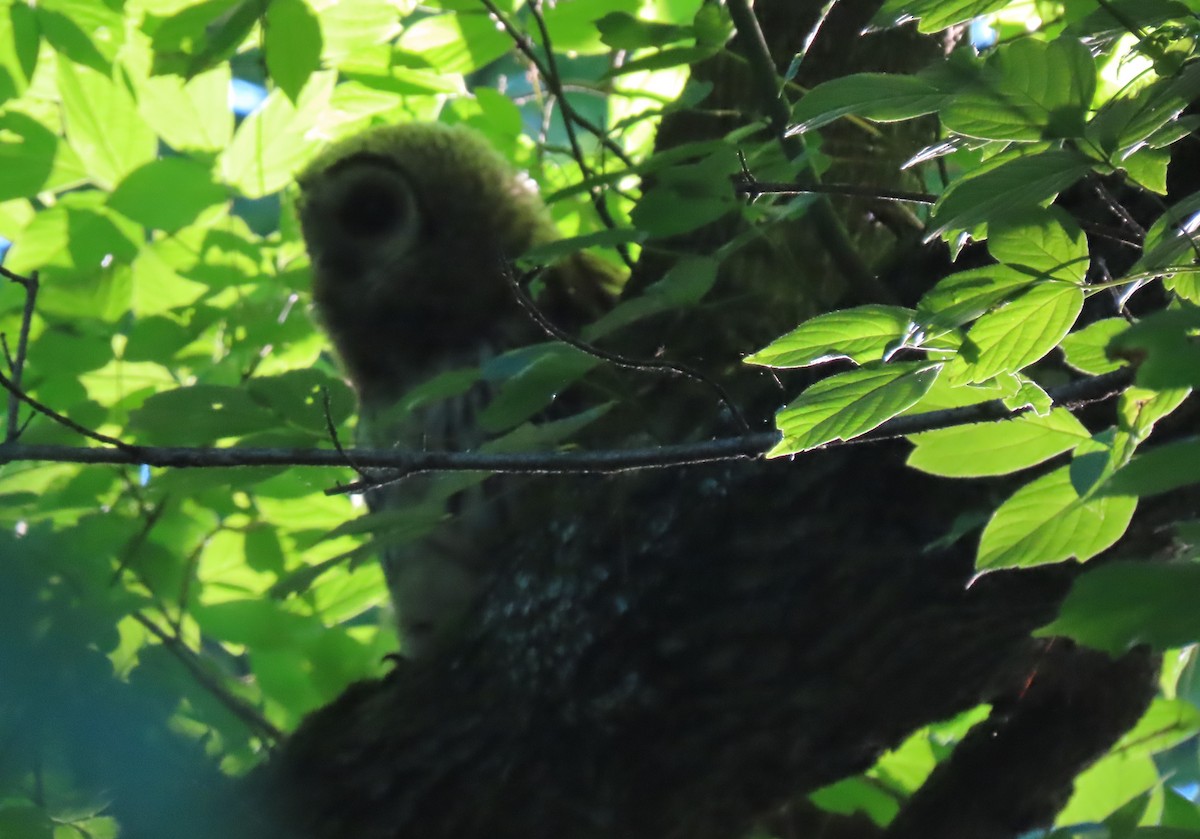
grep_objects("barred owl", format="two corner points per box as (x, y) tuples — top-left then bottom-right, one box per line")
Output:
(296, 122), (617, 659)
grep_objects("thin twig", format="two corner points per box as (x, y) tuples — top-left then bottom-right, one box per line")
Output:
(479, 0), (635, 169)
(0, 365), (134, 450)
(524, 0), (635, 269)
(322, 386), (367, 480)
(1087, 174), (1146, 237)
(505, 263), (752, 433)
(133, 611), (283, 745)
(110, 500), (169, 585)
(723, 0), (890, 302)
(735, 161), (937, 204)
(3, 269), (37, 442)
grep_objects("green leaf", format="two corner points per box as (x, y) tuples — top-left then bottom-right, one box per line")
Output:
(1109, 306), (1200, 390)
(916, 264), (1040, 332)
(135, 65), (234, 154)
(1086, 61), (1200, 157)
(0, 110), (57, 201)
(520, 227), (645, 266)
(396, 11), (510, 74)
(246, 369), (355, 435)
(1038, 562), (1200, 654)
(57, 56), (156, 189)
(1060, 318), (1130, 375)
(265, 0), (323, 102)
(1130, 190), (1200, 277)
(939, 38), (1095, 141)
(0, 2), (39, 101)
(929, 149), (1094, 239)
(787, 73), (946, 135)
(769, 362), (942, 456)
(949, 282), (1084, 383)
(629, 151), (740, 237)
(987, 205), (1089, 282)
(595, 11), (689, 50)
(605, 45), (719, 78)
(907, 409), (1089, 477)
(1098, 439), (1200, 498)
(1058, 699), (1200, 825)
(976, 465), (1137, 571)
(316, 0), (404, 66)
(128, 385), (281, 444)
(37, 0), (122, 74)
(479, 344), (599, 434)
(109, 157), (227, 232)
(585, 256), (718, 339)
(0, 804), (55, 839)
(1119, 385), (1191, 440)
(5, 199), (140, 286)
(186, 0), (266, 77)
(747, 305), (916, 368)
(194, 599), (318, 648)
(1000, 374), (1052, 415)
(870, 0), (1011, 33)
(219, 71), (333, 198)
(540, 0), (639, 53)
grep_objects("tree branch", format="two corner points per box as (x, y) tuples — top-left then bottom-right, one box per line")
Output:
(133, 612), (283, 745)
(0, 368), (1134, 486)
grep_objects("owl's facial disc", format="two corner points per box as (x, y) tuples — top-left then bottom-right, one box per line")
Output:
(324, 155), (418, 241)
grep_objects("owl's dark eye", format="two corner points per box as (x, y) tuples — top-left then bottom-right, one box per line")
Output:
(336, 177), (406, 238)
(315, 153), (418, 241)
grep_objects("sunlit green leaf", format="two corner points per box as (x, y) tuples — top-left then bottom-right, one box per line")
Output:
(747, 305), (916, 368)
(916, 264), (1038, 332)
(396, 11), (510, 74)
(987, 205), (1089, 282)
(949, 282), (1084, 383)
(219, 71), (334, 198)
(1129, 190), (1200, 277)
(109, 157), (228, 232)
(57, 56), (157, 189)
(0, 110), (58, 201)
(907, 409), (1089, 477)
(0, 2), (38, 101)
(939, 38), (1095, 141)
(595, 11), (688, 50)
(870, 0), (1011, 33)
(541, 0), (640, 53)
(135, 66), (234, 154)
(316, 0), (402, 66)
(265, 0), (323, 102)
(1087, 61), (1200, 157)
(770, 362), (942, 455)
(977, 465), (1137, 571)
(788, 73), (946, 135)
(930, 149), (1094, 239)
(1098, 439), (1200, 498)
(1110, 306), (1200, 389)
(37, 0), (124, 73)
(1060, 318), (1130, 375)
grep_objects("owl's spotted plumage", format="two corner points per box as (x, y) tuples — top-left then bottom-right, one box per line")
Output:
(296, 122), (617, 658)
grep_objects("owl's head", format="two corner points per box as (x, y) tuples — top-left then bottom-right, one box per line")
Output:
(296, 123), (558, 397)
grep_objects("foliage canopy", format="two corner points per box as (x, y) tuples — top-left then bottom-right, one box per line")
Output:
(2, 0), (1200, 836)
